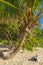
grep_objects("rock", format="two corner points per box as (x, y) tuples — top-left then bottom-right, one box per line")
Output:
(0, 52), (3, 58)
(28, 56), (37, 62)
(35, 54), (42, 62)
(28, 54), (43, 63)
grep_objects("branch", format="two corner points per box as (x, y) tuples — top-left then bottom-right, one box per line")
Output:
(25, 26), (32, 34)
(31, 13), (43, 26)
(36, 13), (43, 20)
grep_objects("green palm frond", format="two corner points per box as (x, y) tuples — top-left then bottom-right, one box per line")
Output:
(0, 0), (42, 17)
(0, 0), (21, 11)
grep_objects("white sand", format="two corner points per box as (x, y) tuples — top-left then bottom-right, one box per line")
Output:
(0, 47), (43, 65)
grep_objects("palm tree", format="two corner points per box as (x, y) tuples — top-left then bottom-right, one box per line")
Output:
(0, 0), (43, 59)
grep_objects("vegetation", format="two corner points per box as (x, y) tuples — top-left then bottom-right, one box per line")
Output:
(0, 0), (43, 59)
(23, 28), (43, 50)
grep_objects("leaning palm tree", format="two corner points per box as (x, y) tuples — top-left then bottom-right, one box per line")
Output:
(0, 0), (43, 60)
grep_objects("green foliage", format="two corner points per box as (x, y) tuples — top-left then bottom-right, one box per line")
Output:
(23, 42), (33, 51)
(0, 40), (9, 44)
(0, 0), (22, 18)
(0, 0), (42, 18)
(0, 19), (19, 45)
(23, 28), (43, 50)
(0, 0), (43, 50)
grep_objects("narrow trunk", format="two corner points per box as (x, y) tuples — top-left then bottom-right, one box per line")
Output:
(3, 21), (27, 60)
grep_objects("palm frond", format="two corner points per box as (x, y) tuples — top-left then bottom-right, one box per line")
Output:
(0, 0), (21, 11)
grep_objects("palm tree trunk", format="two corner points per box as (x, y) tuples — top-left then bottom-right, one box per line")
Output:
(3, 21), (27, 60)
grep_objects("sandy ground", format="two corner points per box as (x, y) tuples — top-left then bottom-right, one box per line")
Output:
(0, 47), (43, 65)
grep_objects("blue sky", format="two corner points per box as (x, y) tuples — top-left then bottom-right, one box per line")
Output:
(38, 16), (43, 29)
(38, 4), (43, 29)
(37, 3), (43, 23)
(39, 16), (43, 24)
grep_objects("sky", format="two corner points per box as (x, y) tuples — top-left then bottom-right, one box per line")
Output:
(34, 3), (43, 27)
(38, 4), (43, 29)
(39, 16), (43, 24)
(39, 16), (43, 29)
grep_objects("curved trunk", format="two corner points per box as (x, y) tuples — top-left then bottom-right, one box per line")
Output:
(3, 22), (27, 60)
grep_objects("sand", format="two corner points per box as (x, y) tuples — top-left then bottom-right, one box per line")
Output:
(0, 47), (43, 65)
